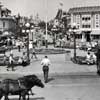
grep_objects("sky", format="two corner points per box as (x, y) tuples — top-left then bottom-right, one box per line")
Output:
(1, 0), (100, 20)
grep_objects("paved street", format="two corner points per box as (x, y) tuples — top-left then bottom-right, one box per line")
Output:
(1, 0), (100, 100)
(32, 74), (100, 100)
(0, 47), (99, 100)
(2, 74), (100, 100)
(0, 47), (97, 75)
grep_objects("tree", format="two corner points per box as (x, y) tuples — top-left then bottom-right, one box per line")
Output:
(38, 21), (46, 29)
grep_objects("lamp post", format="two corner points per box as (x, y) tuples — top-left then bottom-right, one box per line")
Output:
(45, 16), (48, 48)
(31, 25), (34, 41)
(25, 22), (30, 62)
(69, 23), (77, 61)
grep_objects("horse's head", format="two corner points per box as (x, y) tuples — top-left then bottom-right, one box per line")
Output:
(24, 74), (44, 88)
(33, 78), (44, 88)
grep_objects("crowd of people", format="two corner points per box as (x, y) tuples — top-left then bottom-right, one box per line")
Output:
(86, 51), (96, 65)
(4, 39), (51, 83)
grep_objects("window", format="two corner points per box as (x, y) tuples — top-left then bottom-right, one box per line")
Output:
(96, 14), (99, 19)
(96, 25), (99, 28)
(85, 18), (88, 20)
(88, 25), (91, 28)
(96, 22), (99, 24)
(88, 17), (90, 20)
(3, 22), (5, 28)
(82, 25), (91, 28)
(82, 17), (84, 20)
(82, 25), (84, 28)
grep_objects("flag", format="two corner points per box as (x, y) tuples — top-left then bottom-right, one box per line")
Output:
(59, 2), (63, 6)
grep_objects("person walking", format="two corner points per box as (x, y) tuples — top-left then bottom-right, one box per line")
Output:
(22, 52), (28, 66)
(41, 56), (51, 83)
(29, 41), (33, 58)
(16, 40), (21, 52)
(31, 46), (38, 59)
(29, 42), (38, 59)
(7, 53), (15, 71)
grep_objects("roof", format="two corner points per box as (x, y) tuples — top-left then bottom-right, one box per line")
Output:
(68, 6), (100, 14)
(1, 7), (11, 13)
(55, 9), (62, 20)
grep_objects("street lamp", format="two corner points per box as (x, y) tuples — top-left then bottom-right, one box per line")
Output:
(69, 23), (77, 61)
(31, 25), (34, 42)
(25, 22), (30, 63)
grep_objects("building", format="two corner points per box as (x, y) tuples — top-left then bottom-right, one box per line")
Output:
(0, 3), (16, 34)
(68, 6), (100, 42)
(0, 16), (16, 33)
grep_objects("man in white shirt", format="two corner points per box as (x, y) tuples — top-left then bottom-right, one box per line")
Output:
(29, 41), (38, 59)
(7, 54), (15, 71)
(41, 56), (51, 83)
(86, 51), (94, 65)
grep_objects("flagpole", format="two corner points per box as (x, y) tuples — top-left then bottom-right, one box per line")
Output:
(45, 0), (48, 48)
(45, 15), (48, 48)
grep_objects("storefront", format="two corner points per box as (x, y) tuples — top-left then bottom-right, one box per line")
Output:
(91, 30), (100, 40)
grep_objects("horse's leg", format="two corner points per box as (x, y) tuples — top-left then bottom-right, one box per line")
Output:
(19, 94), (21, 100)
(22, 95), (26, 100)
(7, 95), (9, 100)
(4, 95), (9, 100)
(97, 62), (100, 75)
(21, 92), (26, 100)
(0, 90), (3, 100)
(30, 89), (34, 95)
(4, 95), (7, 100)
(27, 93), (29, 100)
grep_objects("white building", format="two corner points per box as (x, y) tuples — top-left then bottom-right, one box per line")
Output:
(0, 3), (16, 34)
(68, 6), (100, 41)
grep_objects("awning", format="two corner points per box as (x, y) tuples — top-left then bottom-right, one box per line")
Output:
(91, 30), (100, 35)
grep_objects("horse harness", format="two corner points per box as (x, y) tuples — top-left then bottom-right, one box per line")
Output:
(2, 79), (23, 90)
(18, 79), (21, 88)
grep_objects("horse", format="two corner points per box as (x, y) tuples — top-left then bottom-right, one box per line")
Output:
(0, 74), (44, 100)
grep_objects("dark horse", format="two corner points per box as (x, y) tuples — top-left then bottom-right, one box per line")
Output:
(0, 74), (44, 100)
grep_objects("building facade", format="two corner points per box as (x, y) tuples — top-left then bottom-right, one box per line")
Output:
(68, 6), (100, 41)
(0, 17), (16, 33)
(0, 3), (16, 34)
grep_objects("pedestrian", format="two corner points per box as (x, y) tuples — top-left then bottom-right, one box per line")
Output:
(31, 46), (38, 59)
(7, 38), (10, 46)
(95, 46), (100, 75)
(91, 53), (96, 64)
(22, 52), (28, 66)
(10, 48), (13, 55)
(3, 54), (7, 65)
(16, 40), (21, 52)
(86, 51), (91, 65)
(18, 57), (22, 65)
(7, 53), (15, 71)
(86, 51), (94, 65)
(41, 56), (51, 83)
(29, 41), (33, 52)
